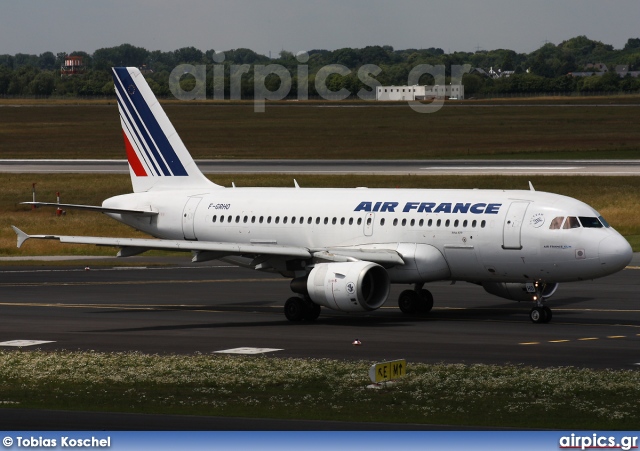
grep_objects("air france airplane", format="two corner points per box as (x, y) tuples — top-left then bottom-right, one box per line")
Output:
(12, 67), (633, 324)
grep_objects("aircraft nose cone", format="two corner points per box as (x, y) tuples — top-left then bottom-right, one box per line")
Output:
(599, 234), (633, 273)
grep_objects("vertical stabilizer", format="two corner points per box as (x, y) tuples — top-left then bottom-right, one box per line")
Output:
(112, 67), (220, 192)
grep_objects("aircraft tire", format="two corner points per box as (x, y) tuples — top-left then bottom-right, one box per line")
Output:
(529, 306), (548, 324)
(303, 300), (321, 321)
(542, 306), (552, 323)
(284, 297), (306, 322)
(419, 289), (434, 313)
(398, 290), (420, 315)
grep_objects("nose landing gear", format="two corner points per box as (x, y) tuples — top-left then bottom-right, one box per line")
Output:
(528, 281), (552, 324)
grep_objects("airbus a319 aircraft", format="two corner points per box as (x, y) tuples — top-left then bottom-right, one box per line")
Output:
(13, 67), (633, 324)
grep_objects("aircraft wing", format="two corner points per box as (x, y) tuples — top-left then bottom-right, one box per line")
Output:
(11, 226), (405, 266)
(20, 202), (158, 217)
(312, 248), (405, 266)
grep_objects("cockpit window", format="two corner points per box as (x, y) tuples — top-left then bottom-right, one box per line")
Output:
(563, 216), (581, 229)
(549, 216), (564, 230)
(579, 216), (604, 228)
(598, 215), (610, 228)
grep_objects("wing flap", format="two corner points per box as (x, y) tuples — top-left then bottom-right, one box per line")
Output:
(314, 248), (405, 266)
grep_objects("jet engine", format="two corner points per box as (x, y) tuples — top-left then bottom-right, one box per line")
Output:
(291, 261), (390, 312)
(481, 282), (559, 302)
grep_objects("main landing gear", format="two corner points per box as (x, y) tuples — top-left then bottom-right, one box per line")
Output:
(284, 296), (321, 322)
(398, 283), (434, 315)
(529, 281), (553, 324)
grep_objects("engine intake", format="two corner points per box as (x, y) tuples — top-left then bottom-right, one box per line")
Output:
(294, 262), (390, 312)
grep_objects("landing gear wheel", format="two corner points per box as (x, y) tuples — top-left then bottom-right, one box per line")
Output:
(529, 306), (548, 324)
(542, 306), (552, 323)
(419, 289), (434, 313)
(398, 290), (420, 315)
(303, 300), (321, 321)
(284, 297), (306, 322)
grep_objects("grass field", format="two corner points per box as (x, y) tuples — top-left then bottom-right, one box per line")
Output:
(3, 173), (640, 256)
(1, 351), (639, 429)
(1, 99), (639, 160)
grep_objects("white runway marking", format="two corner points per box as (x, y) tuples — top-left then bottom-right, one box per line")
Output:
(214, 347), (283, 355)
(0, 340), (55, 347)
(422, 166), (583, 170)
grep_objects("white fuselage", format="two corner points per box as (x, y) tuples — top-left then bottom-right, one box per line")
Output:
(104, 187), (632, 285)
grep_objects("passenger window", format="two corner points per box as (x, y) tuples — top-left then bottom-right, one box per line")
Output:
(380, 218), (385, 226)
(316, 217), (320, 224)
(549, 217), (564, 230)
(340, 218), (345, 225)
(437, 219), (441, 227)
(291, 217), (296, 224)
(332, 217), (337, 225)
(472, 220), (477, 228)
(251, 216), (256, 223)
(349, 218), (353, 225)
(463, 220), (468, 228)
(308, 217), (313, 225)
(243, 216), (248, 223)
(481, 220), (486, 228)
(419, 219), (424, 227)
(410, 219), (415, 227)
(428, 219), (433, 227)
(283, 217), (287, 224)
(393, 218), (398, 226)
(366, 218), (372, 226)
(402, 219), (407, 226)
(259, 216), (264, 224)
(267, 216), (272, 224)
(563, 216), (580, 229)
(236, 216), (240, 223)
(445, 219), (450, 227)
(227, 215), (232, 223)
(324, 218), (328, 225)
(275, 216), (280, 224)
(357, 218), (362, 225)
(579, 217), (604, 228)
(454, 219), (459, 227)
(212, 215), (217, 223)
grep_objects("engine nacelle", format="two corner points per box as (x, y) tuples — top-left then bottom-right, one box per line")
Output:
(481, 282), (559, 302)
(301, 262), (390, 312)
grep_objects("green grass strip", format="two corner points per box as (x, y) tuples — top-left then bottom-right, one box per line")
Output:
(1, 351), (639, 429)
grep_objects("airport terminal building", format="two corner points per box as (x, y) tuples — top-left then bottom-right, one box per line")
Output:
(376, 84), (464, 101)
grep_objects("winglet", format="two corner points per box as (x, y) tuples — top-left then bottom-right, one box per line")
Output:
(11, 226), (30, 248)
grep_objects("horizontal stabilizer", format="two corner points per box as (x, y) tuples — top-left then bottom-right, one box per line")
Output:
(11, 226), (312, 259)
(21, 202), (158, 216)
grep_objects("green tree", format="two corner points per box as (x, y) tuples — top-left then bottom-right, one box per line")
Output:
(28, 71), (55, 96)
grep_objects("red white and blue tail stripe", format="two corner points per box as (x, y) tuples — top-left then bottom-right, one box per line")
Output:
(112, 67), (218, 192)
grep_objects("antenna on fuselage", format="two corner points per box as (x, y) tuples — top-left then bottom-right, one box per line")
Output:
(294, 179), (300, 188)
(528, 181), (535, 191)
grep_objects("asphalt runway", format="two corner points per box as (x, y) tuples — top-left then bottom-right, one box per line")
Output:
(2, 159), (640, 176)
(1, 258), (639, 369)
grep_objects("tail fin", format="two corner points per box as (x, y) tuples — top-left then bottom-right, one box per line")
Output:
(111, 67), (220, 192)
